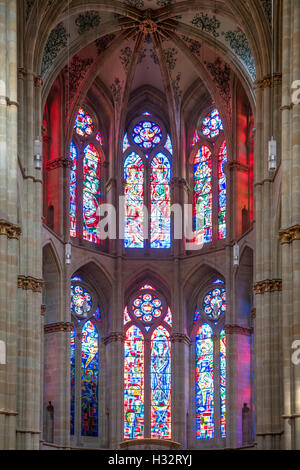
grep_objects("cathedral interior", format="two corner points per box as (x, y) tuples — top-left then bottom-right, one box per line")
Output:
(0, 0), (299, 451)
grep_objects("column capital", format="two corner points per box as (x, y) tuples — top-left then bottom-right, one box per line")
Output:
(0, 219), (22, 239)
(18, 275), (44, 293)
(103, 332), (125, 345)
(44, 322), (74, 334)
(253, 279), (282, 294)
(224, 324), (253, 336)
(279, 225), (300, 244)
(170, 333), (191, 345)
(46, 157), (72, 171)
(254, 73), (282, 89)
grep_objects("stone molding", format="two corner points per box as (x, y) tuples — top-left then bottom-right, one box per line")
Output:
(170, 333), (191, 345)
(279, 225), (300, 244)
(18, 275), (44, 293)
(46, 157), (72, 171)
(0, 408), (18, 416)
(120, 438), (181, 449)
(253, 279), (282, 294)
(225, 161), (249, 173)
(103, 332), (125, 345)
(41, 304), (46, 316)
(44, 322), (73, 334)
(0, 219), (22, 239)
(254, 73), (282, 89)
(224, 324), (253, 336)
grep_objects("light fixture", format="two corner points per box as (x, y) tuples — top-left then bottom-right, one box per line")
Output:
(65, 243), (71, 265)
(34, 137), (42, 170)
(268, 136), (277, 171)
(233, 242), (239, 267)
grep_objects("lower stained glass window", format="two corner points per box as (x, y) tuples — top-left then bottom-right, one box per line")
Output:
(70, 327), (75, 435)
(70, 142), (77, 238)
(151, 326), (171, 439)
(81, 320), (99, 436)
(150, 153), (171, 249)
(220, 329), (226, 438)
(124, 326), (145, 439)
(124, 152), (145, 248)
(196, 323), (214, 439)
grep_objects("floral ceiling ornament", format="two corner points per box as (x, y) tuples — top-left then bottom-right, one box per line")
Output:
(191, 13), (220, 38)
(64, 55), (94, 104)
(261, 0), (272, 25)
(125, 0), (145, 8)
(26, 0), (35, 20)
(75, 11), (101, 35)
(224, 29), (256, 80)
(205, 58), (231, 105)
(120, 46), (133, 71)
(95, 34), (116, 56)
(111, 78), (123, 110)
(181, 36), (202, 56)
(41, 22), (69, 76)
(163, 47), (178, 70)
(172, 72), (182, 109)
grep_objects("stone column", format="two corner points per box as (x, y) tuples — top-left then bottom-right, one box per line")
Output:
(0, 0), (20, 450)
(254, 72), (283, 449)
(280, 0), (300, 450)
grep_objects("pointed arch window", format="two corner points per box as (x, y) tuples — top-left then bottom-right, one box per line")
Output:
(193, 280), (226, 441)
(123, 114), (172, 250)
(191, 109), (228, 247)
(124, 284), (172, 440)
(69, 107), (103, 244)
(70, 276), (102, 439)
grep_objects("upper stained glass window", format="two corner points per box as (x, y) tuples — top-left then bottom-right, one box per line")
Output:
(194, 146), (212, 245)
(124, 115), (172, 250)
(124, 152), (145, 249)
(75, 108), (94, 137)
(192, 109), (227, 247)
(83, 144), (101, 244)
(70, 108), (103, 245)
(220, 329), (226, 438)
(132, 120), (162, 151)
(124, 285), (172, 440)
(201, 109), (223, 139)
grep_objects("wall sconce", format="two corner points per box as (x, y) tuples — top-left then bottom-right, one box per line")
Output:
(233, 242), (239, 267)
(65, 243), (71, 265)
(34, 137), (42, 170)
(268, 137), (277, 172)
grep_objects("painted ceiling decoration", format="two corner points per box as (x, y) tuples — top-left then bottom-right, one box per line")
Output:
(40, 4), (258, 84)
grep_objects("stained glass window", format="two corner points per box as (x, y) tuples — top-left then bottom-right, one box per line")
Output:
(94, 306), (101, 321)
(70, 327), (75, 435)
(164, 134), (173, 155)
(124, 286), (172, 440)
(71, 283), (92, 317)
(203, 288), (226, 320)
(150, 153), (171, 249)
(124, 152), (145, 248)
(96, 131), (103, 145)
(220, 329), (226, 438)
(70, 142), (77, 238)
(151, 326), (171, 439)
(196, 323), (214, 439)
(212, 279), (225, 285)
(218, 141), (227, 240)
(194, 146), (212, 245)
(124, 326), (145, 439)
(192, 129), (200, 147)
(74, 108), (94, 137)
(132, 121), (162, 151)
(83, 144), (101, 244)
(123, 133), (130, 153)
(201, 109), (223, 139)
(81, 320), (99, 436)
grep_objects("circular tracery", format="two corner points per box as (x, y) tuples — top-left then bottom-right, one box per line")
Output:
(132, 292), (163, 323)
(71, 283), (92, 317)
(202, 288), (226, 319)
(132, 120), (163, 151)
